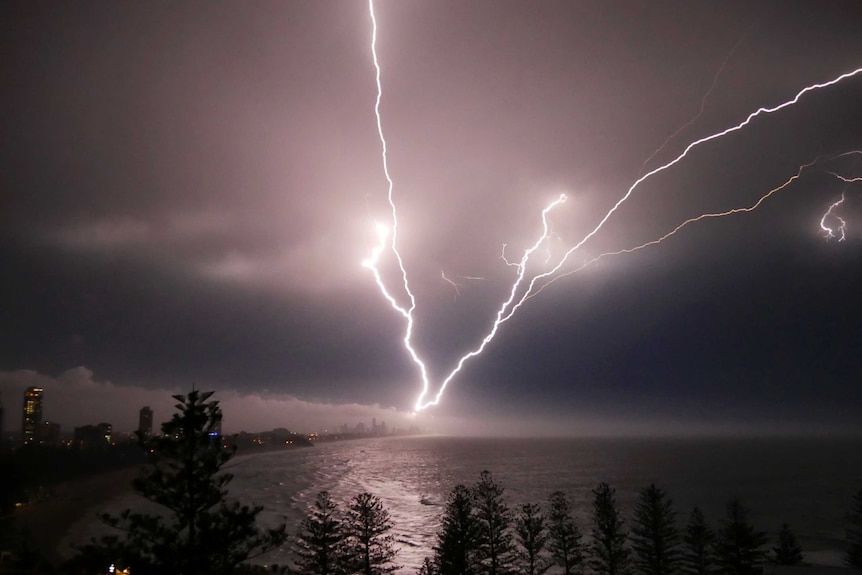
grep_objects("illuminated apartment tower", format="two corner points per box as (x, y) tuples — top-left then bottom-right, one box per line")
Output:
(138, 406), (153, 438)
(22, 386), (44, 445)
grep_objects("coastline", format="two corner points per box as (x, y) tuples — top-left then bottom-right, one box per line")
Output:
(11, 465), (141, 566)
(10, 442), (311, 566)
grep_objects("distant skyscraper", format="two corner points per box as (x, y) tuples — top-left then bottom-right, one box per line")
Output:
(138, 406), (154, 438)
(38, 421), (61, 445)
(97, 422), (112, 443)
(22, 386), (44, 445)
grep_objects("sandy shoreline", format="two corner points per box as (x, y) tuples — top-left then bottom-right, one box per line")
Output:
(9, 444), (310, 566)
(11, 466), (140, 566)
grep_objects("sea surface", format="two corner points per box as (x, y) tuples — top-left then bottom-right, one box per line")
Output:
(64, 435), (862, 571)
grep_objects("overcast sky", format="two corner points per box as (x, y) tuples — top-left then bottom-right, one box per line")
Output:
(2, 1), (861, 435)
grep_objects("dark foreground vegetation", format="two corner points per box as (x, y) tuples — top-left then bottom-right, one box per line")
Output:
(1, 390), (860, 575)
(293, 474), (862, 575)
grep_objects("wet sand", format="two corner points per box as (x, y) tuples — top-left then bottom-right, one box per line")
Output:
(11, 466), (140, 566)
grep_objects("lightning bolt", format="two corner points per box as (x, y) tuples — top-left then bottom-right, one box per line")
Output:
(362, 0), (430, 403)
(819, 152), (861, 239)
(820, 193), (847, 241)
(501, 244), (518, 268)
(525, 158), (818, 301)
(827, 172), (862, 183)
(441, 271), (461, 299)
(640, 35), (745, 173)
(414, 194), (567, 409)
(364, 0), (862, 412)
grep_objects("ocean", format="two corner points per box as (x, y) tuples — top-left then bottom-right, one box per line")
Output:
(64, 435), (862, 570)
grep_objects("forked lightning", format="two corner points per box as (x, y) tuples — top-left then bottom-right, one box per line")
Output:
(363, 0), (861, 411)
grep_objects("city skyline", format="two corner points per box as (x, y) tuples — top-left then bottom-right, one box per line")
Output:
(2, 1), (861, 436)
(1, 381), (415, 438)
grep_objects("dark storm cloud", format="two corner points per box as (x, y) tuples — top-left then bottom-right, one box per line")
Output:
(1, 1), (861, 434)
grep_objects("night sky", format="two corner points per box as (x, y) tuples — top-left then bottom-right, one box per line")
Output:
(2, 1), (861, 435)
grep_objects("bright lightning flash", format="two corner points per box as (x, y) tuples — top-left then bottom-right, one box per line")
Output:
(820, 193), (847, 241)
(363, 0), (862, 413)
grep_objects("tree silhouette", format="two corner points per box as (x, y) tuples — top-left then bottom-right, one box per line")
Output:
(473, 470), (514, 575)
(73, 390), (287, 575)
(434, 484), (480, 575)
(342, 492), (399, 575)
(681, 507), (715, 575)
(546, 491), (585, 575)
(771, 523), (803, 566)
(846, 488), (862, 569)
(590, 482), (630, 575)
(714, 499), (767, 575)
(514, 502), (550, 575)
(418, 556), (440, 575)
(630, 484), (681, 575)
(295, 491), (345, 575)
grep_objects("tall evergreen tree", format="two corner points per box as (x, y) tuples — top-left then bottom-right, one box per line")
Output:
(681, 507), (715, 575)
(846, 488), (862, 569)
(473, 470), (514, 575)
(419, 556), (440, 575)
(435, 484), (480, 575)
(771, 523), (803, 566)
(630, 484), (681, 575)
(590, 482), (630, 575)
(514, 502), (550, 575)
(295, 491), (345, 575)
(73, 390), (287, 575)
(546, 491), (585, 575)
(342, 492), (399, 575)
(714, 499), (767, 575)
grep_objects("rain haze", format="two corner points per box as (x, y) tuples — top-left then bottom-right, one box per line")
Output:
(2, 1), (861, 436)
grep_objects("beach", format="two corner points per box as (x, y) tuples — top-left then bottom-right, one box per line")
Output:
(11, 466), (140, 566)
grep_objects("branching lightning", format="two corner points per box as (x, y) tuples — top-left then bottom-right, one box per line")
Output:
(363, 0), (862, 412)
(819, 153), (861, 240)
(441, 271), (461, 299)
(523, 158), (819, 301)
(639, 36), (744, 173)
(820, 193), (847, 241)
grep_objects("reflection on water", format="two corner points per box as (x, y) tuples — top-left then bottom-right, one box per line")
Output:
(65, 436), (862, 571)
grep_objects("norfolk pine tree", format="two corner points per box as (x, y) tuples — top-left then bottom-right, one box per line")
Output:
(771, 523), (803, 566)
(630, 484), (681, 575)
(73, 390), (287, 575)
(514, 502), (550, 575)
(715, 499), (767, 575)
(434, 484), (480, 575)
(473, 470), (515, 575)
(546, 491), (585, 575)
(846, 488), (862, 568)
(419, 556), (440, 575)
(681, 507), (715, 575)
(590, 482), (630, 575)
(342, 492), (399, 575)
(295, 491), (345, 575)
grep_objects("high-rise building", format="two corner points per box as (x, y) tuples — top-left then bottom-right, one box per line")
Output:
(22, 386), (44, 445)
(38, 421), (61, 445)
(97, 422), (112, 444)
(138, 406), (154, 438)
